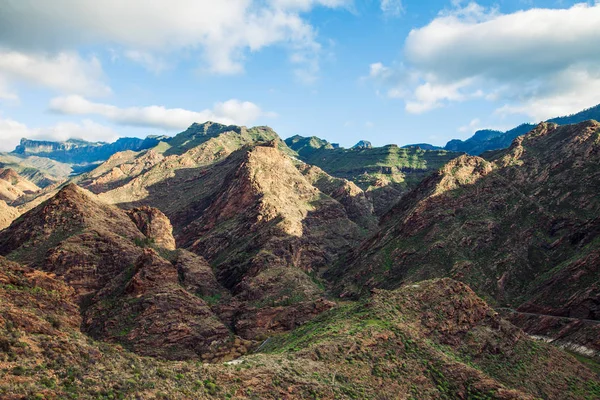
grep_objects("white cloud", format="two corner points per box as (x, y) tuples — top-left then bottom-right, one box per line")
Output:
(380, 0), (403, 17)
(49, 95), (276, 130)
(458, 118), (481, 134)
(369, 2), (600, 118)
(0, 50), (110, 97)
(0, 117), (119, 152)
(0, 76), (18, 101)
(0, 0), (347, 78)
(124, 51), (169, 74)
(269, 0), (350, 11)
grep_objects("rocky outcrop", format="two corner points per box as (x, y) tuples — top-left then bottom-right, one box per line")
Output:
(84, 249), (235, 361)
(126, 206), (176, 250)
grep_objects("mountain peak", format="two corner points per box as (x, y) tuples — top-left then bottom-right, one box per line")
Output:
(352, 140), (372, 149)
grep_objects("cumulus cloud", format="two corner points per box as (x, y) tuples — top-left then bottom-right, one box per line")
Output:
(369, 2), (600, 119)
(0, 0), (347, 79)
(0, 50), (111, 98)
(49, 95), (276, 130)
(0, 117), (119, 152)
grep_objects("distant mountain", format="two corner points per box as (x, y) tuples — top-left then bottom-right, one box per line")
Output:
(12, 135), (169, 165)
(352, 140), (372, 149)
(285, 134), (461, 215)
(445, 103), (600, 155)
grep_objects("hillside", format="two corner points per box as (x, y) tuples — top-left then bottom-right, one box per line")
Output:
(76, 124), (376, 340)
(2, 254), (598, 399)
(327, 121), (600, 355)
(0, 168), (40, 202)
(285, 135), (461, 215)
(0, 200), (19, 230)
(0, 152), (72, 187)
(0, 184), (250, 361)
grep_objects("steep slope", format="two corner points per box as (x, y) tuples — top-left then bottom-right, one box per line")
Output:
(175, 144), (365, 339)
(329, 121), (600, 350)
(286, 135), (461, 215)
(0, 184), (240, 361)
(2, 259), (598, 399)
(0, 168), (40, 202)
(297, 163), (378, 231)
(0, 200), (19, 230)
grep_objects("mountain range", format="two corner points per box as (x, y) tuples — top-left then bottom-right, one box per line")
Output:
(0, 110), (599, 398)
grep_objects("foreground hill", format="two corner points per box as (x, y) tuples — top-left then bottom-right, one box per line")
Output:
(0, 184), (245, 361)
(328, 121), (600, 354)
(286, 135), (461, 215)
(1, 255), (598, 399)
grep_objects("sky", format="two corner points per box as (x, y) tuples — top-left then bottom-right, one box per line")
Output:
(1, 0), (600, 151)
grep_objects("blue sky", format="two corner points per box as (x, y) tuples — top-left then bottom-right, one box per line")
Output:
(1, 0), (599, 151)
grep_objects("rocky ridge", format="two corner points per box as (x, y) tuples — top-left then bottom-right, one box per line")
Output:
(328, 121), (600, 354)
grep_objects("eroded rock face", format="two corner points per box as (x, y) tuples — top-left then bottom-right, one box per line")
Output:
(84, 249), (236, 360)
(126, 206), (177, 250)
